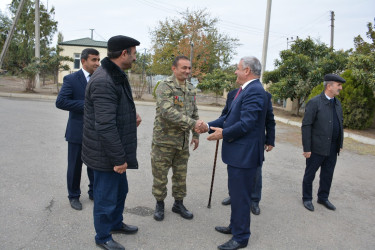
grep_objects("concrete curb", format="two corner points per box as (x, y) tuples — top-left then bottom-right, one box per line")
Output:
(0, 92), (56, 100)
(1, 92), (374, 146)
(275, 117), (375, 146)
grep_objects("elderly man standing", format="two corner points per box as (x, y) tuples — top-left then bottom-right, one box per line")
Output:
(301, 74), (345, 212)
(82, 35), (141, 250)
(151, 55), (204, 221)
(221, 90), (276, 217)
(200, 56), (268, 250)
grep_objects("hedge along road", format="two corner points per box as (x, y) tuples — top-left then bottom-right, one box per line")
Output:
(0, 96), (374, 250)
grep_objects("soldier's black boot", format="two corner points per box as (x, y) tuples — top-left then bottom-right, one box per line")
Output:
(154, 200), (164, 221)
(172, 200), (193, 219)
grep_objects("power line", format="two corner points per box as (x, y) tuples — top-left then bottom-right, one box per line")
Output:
(289, 11), (329, 36)
(137, 0), (177, 15)
(94, 30), (107, 41)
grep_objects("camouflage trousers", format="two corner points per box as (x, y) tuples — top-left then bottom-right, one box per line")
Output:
(151, 143), (190, 201)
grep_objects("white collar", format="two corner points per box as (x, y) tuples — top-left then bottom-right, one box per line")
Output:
(325, 93), (334, 100)
(241, 78), (258, 90)
(82, 68), (90, 79)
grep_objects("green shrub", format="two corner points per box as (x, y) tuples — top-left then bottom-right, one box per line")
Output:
(307, 82), (324, 102)
(339, 70), (375, 129)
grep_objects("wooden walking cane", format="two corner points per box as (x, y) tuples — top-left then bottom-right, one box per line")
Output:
(207, 140), (220, 208)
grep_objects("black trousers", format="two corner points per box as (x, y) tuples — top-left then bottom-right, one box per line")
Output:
(302, 143), (338, 201)
(67, 142), (94, 199)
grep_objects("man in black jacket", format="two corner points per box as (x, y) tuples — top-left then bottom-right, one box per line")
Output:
(82, 35), (141, 250)
(301, 74), (345, 212)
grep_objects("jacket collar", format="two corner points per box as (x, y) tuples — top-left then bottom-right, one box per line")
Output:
(101, 57), (133, 101)
(101, 57), (127, 85)
(320, 91), (337, 105)
(226, 79), (261, 115)
(168, 74), (193, 91)
(77, 69), (88, 90)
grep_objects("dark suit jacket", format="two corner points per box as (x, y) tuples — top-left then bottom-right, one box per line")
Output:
(209, 79), (268, 169)
(264, 92), (275, 147)
(221, 89), (275, 147)
(220, 89), (237, 117)
(301, 92), (343, 156)
(56, 69), (87, 144)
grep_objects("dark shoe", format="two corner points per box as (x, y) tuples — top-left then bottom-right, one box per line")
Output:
(172, 200), (193, 219)
(303, 200), (314, 211)
(317, 199), (336, 210)
(69, 198), (82, 210)
(218, 239), (247, 250)
(215, 226), (231, 234)
(111, 223), (138, 234)
(251, 203), (260, 215)
(154, 200), (164, 221)
(222, 197), (231, 205)
(96, 239), (125, 250)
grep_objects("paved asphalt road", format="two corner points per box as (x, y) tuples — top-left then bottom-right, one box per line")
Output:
(0, 97), (374, 250)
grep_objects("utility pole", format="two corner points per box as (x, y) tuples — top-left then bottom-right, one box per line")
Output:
(35, 0), (40, 89)
(189, 42), (194, 82)
(0, 0), (26, 70)
(287, 36), (299, 49)
(287, 37), (294, 49)
(90, 29), (94, 39)
(141, 48), (149, 93)
(330, 11), (335, 49)
(261, 0), (272, 82)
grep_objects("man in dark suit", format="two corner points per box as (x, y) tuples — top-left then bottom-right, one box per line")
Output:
(197, 56), (268, 250)
(56, 48), (100, 210)
(301, 74), (345, 212)
(221, 90), (275, 217)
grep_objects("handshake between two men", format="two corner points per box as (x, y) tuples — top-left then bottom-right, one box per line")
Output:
(194, 120), (223, 141)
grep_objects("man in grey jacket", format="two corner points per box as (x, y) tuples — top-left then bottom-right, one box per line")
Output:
(301, 73), (345, 212)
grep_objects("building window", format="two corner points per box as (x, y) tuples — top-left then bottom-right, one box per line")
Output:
(74, 53), (80, 69)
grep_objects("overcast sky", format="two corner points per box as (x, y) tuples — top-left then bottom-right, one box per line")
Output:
(1, 0), (374, 71)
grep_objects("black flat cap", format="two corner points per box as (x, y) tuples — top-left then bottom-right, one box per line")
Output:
(108, 35), (140, 52)
(324, 74), (346, 83)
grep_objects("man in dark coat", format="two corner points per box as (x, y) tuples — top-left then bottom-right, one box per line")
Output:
(198, 56), (268, 250)
(56, 48), (99, 210)
(82, 35), (141, 250)
(301, 74), (345, 212)
(221, 90), (275, 216)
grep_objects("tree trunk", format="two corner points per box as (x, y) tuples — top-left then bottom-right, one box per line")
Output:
(55, 70), (59, 93)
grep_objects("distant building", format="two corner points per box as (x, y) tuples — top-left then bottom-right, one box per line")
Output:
(58, 37), (107, 83)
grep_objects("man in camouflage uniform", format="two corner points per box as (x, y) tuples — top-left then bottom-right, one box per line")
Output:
(151, 55), (203, 221)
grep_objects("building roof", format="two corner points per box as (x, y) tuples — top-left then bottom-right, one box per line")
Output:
(58, 37), (107, 48)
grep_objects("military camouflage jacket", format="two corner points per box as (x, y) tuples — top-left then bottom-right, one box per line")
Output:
(152, 75), (199, 150)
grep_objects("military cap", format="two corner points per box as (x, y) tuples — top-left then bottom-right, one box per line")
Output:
(324, 74), (346, 83)
(108, 35), (140, 52)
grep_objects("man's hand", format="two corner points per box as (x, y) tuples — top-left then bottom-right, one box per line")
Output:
(207, 127), (223, 141)
(194, 120), (208, 134)
(190, 138), (199, 151)
(303, 152), (311, 158)
(265, 145), (274, 152)
(136, 113), (142, 127)
(114, 162), (128, 174)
